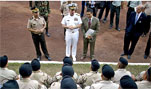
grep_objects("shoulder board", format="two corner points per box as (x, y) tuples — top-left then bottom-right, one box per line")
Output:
(75, 13), (80, 16)
(64, 13), (69, 16)
(30, 17), (33, 20)
(39, 16), (43, 18)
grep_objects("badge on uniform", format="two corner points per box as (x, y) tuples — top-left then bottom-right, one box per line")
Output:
(74, 18), (78, 21)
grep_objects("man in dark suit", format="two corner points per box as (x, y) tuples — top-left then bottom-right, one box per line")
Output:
(121, 5), (147, 59)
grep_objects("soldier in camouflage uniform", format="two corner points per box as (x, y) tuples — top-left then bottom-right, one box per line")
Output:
(35, 1), (51, 37)
(77, 59), (101, 88)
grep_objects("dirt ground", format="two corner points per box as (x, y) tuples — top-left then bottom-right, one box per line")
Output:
(0, 1), (150, 63)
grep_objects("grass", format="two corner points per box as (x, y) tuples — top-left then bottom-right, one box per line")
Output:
(7, 63), (149, 77)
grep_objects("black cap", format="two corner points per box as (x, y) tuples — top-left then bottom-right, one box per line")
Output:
(2, 80), (19, 89)
(61, 77), (77, 89)
(87, 8), (93, 13)
(0, 55), (8, 68)
(102, 64), (114, 79)
(91, 59), (100, 71)
(19, 62), (32, 78)
(62, 65), (74, 77)
(119, 57), (128, 66)
(120, 75), (138, 89)
(31, 58), (41, 71)
(63, 57), (73, 66)
(147, 67), (151, 81)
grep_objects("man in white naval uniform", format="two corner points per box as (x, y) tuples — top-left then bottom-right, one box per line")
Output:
(61, 3), (82, 61)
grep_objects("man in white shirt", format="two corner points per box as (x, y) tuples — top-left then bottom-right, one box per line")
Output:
(61, 3), (82, 61)
(112, 57), (135, 84)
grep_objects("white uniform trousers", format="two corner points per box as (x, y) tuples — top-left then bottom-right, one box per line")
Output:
(65, 31), (79, 58)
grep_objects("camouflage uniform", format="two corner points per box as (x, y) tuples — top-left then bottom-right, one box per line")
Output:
(30, 70), (57, 88)
(77, 71), (102, 88)
(35, 1), (50, 36)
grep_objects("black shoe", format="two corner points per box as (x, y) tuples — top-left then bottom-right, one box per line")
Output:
(46, 32), (50, 37)
(45, 55), (51, 61)
(127, 55), (131, 59)
(102, 19), (107, 23)
(37, 56), (41, 61)
(144, 55), (148, 59)
(121, 53), (127, 56)
(115, 28), (120, 31)
(109, 25), (113, 29)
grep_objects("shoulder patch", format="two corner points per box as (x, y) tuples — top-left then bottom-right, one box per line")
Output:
(75, 13), (80, 16)
(30, 17), (33, 20)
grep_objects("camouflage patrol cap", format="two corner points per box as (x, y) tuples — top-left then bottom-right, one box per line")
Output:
(31, 7), (39, 13)
(68, 3), (76, 10)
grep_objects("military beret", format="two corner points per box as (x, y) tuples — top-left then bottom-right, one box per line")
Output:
(68, 3), (76, 10)
(119, 57), (128, 66)
(102, 64), (114, 79)
(62, 65), (74, 77)
(19, 62), (32, 78)
(120, 75), (138, 89)
(31, 7), (39, 13)
(63, 57), (73, 66)
(0, 55), (8, 68)
(91, 59), (100, 71)
(61, 77), (77, 89)
(31, 59), (41, 71)
(147, 67), (151, 80)
(1, 80), (19, 89)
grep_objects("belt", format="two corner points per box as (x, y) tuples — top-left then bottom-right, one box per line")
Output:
(32, 33), (42, 36)
(113, 5), (120, 8)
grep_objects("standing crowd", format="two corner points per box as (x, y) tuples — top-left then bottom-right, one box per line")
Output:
(28, 1), (150, 62)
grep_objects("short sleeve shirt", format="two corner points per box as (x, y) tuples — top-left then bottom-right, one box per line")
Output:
(112, 69), (132, 84)
(27, 16), (46, 30)
(0, 68), (17, 85)
(61, 13), (82, 32)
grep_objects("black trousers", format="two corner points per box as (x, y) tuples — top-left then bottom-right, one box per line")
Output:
(32, 33), (49, 57)
(126, 7), (134, 27)
(123, 33), (140, 55)
(144, 16), (151, 35)
(43, 16), (48, 33)
(145, 32), (151, 56)
(98, 2), (110, 20)
(110, 4), (120, 28)
(80, 1), (85, 17)
(92, 8), (97, 17)
(62, 15), (66, 38)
